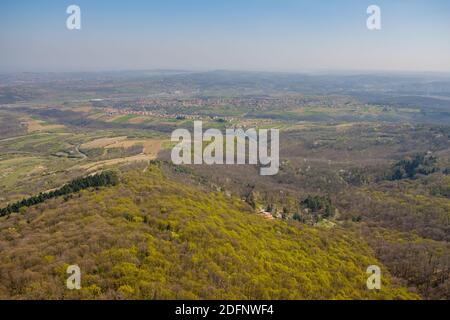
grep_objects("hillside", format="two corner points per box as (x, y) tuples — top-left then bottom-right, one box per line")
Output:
(0, 163), (417, 299)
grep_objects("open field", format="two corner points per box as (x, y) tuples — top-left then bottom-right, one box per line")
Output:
(0, 110), (167, 204)
(21, 116), (65, 133)
(80, 136), (128, 149)
(75, 153), (158, 172)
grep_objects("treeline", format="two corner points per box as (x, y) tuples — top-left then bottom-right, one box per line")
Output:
(0, 171), (118, 217)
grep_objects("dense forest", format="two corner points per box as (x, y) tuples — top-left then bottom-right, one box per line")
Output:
(0, 164), (418, 300)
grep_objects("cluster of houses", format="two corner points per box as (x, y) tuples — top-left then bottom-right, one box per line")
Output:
(103, 107), (237, 123)
(102, 107), (202, 120)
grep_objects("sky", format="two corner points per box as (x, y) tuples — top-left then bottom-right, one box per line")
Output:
(0, 0), (449, 73)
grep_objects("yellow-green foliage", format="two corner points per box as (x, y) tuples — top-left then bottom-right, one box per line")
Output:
(0, 165), (418, 300)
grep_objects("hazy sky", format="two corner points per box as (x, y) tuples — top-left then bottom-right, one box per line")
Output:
(1, 0), (449, 73)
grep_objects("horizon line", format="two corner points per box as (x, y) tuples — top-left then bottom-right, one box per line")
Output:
(2, 68), (450, 77)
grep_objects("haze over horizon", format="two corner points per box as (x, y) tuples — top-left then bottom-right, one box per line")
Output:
(1, 0), (449, 73)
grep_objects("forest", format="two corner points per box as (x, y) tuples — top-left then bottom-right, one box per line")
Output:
(0, 164), (418, 300)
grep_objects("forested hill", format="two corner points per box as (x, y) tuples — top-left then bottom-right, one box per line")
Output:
(0, 164), (418, 299)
